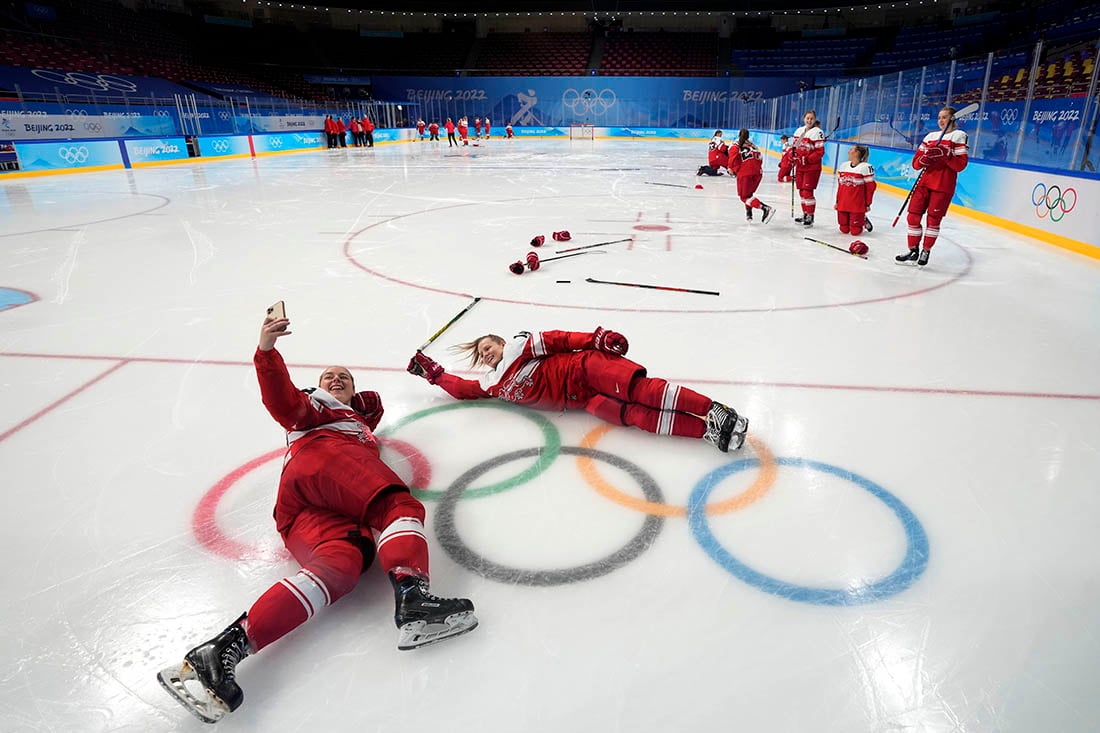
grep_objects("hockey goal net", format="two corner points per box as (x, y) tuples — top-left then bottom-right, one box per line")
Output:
(569, 123), (595, 140)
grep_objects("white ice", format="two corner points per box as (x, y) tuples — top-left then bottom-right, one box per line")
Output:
(1, 137), (1099, 732)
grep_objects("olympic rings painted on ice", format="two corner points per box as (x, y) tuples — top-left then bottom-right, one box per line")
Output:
(688, 457), (929, 606)
(1031, 182), (1077, 222)
(377, 401), (561, 500)
(576, 424), (778, 517)
(434, 447), (665, 586)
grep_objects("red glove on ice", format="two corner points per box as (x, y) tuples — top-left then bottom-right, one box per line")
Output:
(407, 351), (444, 384)
(592, 326), (629, 356)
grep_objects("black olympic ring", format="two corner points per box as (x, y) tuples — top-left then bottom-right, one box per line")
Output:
(434, 447), (665, 586)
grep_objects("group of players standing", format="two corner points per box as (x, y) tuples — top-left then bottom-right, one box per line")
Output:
(702, 106), (969, 267)
(415, 115), (516, 146)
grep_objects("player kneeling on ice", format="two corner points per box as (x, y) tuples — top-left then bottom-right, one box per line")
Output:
(697, 130), (728, 176)
(159, 315), (477, 725)
(727, 129), (775, 223)
(835, 145), (876, 238)
(407, 328), (749, 452)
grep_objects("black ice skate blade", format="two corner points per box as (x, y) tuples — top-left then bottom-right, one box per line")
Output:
(157, 665), (228, 724)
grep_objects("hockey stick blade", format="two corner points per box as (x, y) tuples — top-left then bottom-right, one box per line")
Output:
(585, 277), (720, 296)
(803, 237), (867, 259)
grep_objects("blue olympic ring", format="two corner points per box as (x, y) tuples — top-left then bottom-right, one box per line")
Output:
(688, 456), (929, 606)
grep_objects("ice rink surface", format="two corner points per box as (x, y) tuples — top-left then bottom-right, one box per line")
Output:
(1, 137), (1099, 732)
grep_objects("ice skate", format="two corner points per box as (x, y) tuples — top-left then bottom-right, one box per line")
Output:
(864, 216), (874, 232)
(802, 213), (814, 227)
(158, 615), (250, 724)
(917, 248), (930, 267)
(761, 203), (776, 224)
(895, 247), (919, 263)
(745, 207), (753, 221)
(392, 573), (477, 651)
(702, 402), (738, 453)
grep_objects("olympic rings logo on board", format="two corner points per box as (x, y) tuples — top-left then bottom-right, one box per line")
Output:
(1032, 182), (1076, 222)
(57, 146), (89, 164)
(562, 88), (617, 116)
(196, 401), (930, 607)
(999, 107), (1020, 125)
(218, 111), (231, 121)
(268, 137), (283, 148)
(64, 108), (89, 117)
(82, 121), (102, 132)
(31, 69), (139, 93)
(211, 139), (230, 153)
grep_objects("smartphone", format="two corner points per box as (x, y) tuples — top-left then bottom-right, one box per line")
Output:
(266, 300), (287, 320)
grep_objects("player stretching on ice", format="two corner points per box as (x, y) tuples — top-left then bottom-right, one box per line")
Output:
(896, 105), (969, 267)
(407, 327), (749, 452)
(158, 315), (477, 724)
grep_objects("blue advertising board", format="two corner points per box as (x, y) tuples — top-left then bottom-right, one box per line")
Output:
(251, 132), (325, 154)
(13, 139), (123, 172)
(371, 75), (800, 128)
(124, 137), (189, 165)
(196, 135), (253, 158)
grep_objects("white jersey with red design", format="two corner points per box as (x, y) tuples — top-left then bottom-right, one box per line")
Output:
(727, 141), (763, 178)
(434, 330), (597, 410)
(913, 128), (969, 194)
(792, 124), (826, 170)
(835, 161), (876, 212)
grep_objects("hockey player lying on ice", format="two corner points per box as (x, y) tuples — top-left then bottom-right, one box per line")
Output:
(158, 315), (477, 724)
(408, 327), (749, 452)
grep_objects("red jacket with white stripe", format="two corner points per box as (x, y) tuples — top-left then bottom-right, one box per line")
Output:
(254, 347), (384, 460)
(434, 331), (598, 410)
(835, 161), (876, 213)
(792, 124), (825, 170)
(727, 141), (763, 178)
(913, 129), (969, 195)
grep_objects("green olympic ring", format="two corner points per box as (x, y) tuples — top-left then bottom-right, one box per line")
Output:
(377, 401), (561, 501)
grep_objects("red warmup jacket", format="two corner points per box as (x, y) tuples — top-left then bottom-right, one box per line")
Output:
(433, 330), (636, 411)
(912, 129), (969, 195)
(727, 141), (763, 178)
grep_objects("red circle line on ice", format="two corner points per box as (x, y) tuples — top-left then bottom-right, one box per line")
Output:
(340, 196), (972, 314)
(193, 437), (430, 561)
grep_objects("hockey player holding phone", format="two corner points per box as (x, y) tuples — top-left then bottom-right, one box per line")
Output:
(158, 309), (477, 724)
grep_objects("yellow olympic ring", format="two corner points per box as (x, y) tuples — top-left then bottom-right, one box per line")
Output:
(576, 424), (777, 517)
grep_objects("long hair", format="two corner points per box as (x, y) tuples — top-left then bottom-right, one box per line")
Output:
(737, 128), (751, 148)
(451, 334), (505, 368)
(851, 144), (869, 163)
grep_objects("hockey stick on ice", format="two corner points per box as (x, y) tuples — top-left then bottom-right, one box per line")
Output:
(417, 297), (481, 352)
(803, 236), (868, 260)
(891, 102), (979, 227)
(554, 238), (631, 254)
(644, 181), (691, 189)
(585, 277), (720, 296)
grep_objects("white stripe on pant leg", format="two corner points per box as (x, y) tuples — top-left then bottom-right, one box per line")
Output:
(279, 570), (332, 619)
(299, 568), (332, 607)
(378, 517), (426, 550)
(657, 385), (679, 436)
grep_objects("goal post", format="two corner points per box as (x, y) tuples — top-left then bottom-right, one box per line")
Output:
(569, 123), (595, 140)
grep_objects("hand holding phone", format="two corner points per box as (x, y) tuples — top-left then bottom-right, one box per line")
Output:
(259, 301), (291, 351)
(266, 300), (287, 321)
